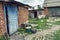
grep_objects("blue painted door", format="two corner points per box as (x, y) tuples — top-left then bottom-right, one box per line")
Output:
(6, 5), (18, 34)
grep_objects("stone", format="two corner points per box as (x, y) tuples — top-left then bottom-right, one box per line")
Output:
(31, 28), (37, 33)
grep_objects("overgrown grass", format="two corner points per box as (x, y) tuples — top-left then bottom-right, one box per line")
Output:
(18, 28), (33, 34)
(45, 30), (60, 40)
(29, 18), (51, 30)
(45, 34), (54, 40)
(31, 30), (60, 40)
(53, 30), (60, 40)
(0, 36), (5, 40)
(54, 21), (60, 25)
(18, 28), (26, 33)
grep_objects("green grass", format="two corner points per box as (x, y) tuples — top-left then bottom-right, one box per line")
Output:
(29, 18), (51, 30)
(31, 30), (60, 40)
(54, 21), (60, 25)
(18, 28), (33, 34)
(45, 30), (60, 40)
(18, 28), (26, 33)
(53, 30), (60, 40)
(0, 36), (5, 40)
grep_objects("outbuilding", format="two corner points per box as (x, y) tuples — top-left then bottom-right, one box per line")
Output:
(44, 0), (60, 17)
(29, 9), (44, 18)
(0, 0), (30, 35)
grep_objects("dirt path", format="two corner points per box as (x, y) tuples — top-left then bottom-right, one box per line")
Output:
(24, 25), (60, 40)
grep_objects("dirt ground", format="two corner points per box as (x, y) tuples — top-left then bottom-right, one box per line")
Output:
(10, 17), (60, 40)
(24, 25), (60, 40)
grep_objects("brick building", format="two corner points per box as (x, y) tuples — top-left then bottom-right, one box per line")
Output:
(0, 0), (30, 35)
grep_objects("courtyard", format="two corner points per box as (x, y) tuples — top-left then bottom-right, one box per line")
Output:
(9, 17), (60, 40)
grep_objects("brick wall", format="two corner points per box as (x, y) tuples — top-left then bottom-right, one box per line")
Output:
(0, 2), (6, 35)
(18, 6), (29, 26)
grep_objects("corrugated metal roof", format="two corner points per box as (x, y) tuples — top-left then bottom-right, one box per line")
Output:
(45, 0), (60, 3)
(0, 0), (31, 8)
(43, 0), (60, 7)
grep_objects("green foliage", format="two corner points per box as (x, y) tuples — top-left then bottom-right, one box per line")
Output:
(35, 19), (50, 29)
(18, 28), (26, 33)
(39, 30), (60, 40)
(54, 21), (60, 25)
(29, 18), (51, 30)
(0, 36), (5, 40)
(18, 28), (33, 34)
(29, 18), (37, 24)
(53, 30), (60, 40)
(45, 30), (60, 40)
(37, 5), (42, 10)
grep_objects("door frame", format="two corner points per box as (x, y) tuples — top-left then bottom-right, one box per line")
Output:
(4, 4), (19, 35)
(34, 11), (37, 18)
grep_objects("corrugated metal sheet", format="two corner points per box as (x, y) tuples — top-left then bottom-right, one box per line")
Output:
(44, 0), (60, 7)
(45, 0), (60, 3)
(48, 7), (60, 16)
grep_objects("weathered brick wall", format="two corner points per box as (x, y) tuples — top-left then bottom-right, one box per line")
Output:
(18, 6), (29, 26)
(0, 2), (6, 35)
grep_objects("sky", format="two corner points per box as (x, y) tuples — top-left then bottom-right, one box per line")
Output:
(15, 0), (44, 7)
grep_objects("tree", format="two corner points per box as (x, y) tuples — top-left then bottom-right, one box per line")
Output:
(37, 5), (42, 10)
(32, 7), (35, 10)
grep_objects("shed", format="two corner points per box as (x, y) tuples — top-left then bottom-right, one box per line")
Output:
(0, 0), (30, 35)
(29, 9), (44, 18)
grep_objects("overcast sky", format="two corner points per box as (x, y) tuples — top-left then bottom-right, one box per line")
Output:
(15, 0), (44, 7)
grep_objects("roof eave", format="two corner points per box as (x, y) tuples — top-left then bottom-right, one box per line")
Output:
(0, 1), (31, 8)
